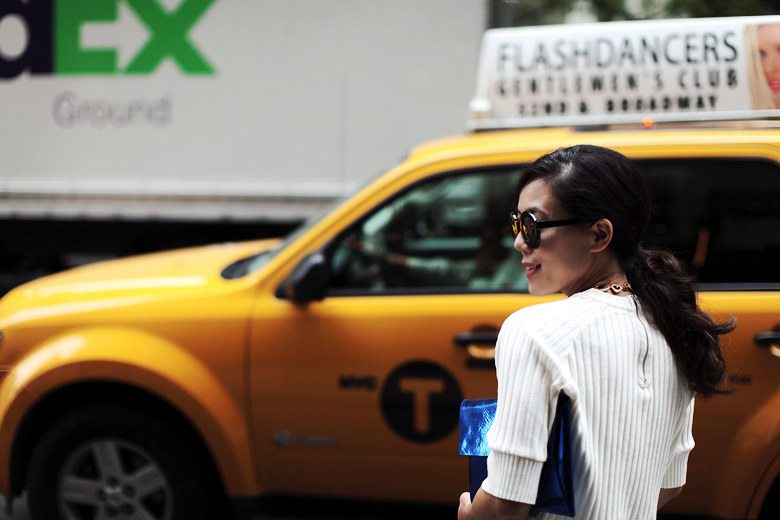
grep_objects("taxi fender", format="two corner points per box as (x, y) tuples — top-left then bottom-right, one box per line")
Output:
(0, 327), (257, 496)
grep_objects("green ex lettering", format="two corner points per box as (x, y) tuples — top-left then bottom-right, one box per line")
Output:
(0, 0), (216, 79)
(124, 0), (215, 74)
(56, 0), (118, 73)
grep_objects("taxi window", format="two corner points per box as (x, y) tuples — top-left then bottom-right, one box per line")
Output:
(639, 158), (780, 288)
(327, 170), (528, 294)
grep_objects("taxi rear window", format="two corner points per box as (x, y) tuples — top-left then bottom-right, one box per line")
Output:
(639, 158), (780, 288)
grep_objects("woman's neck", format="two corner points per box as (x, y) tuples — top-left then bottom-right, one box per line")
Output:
(563, 257), (628, 297)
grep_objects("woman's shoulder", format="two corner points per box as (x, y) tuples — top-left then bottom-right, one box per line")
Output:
(503, 292), (612, 346)
(506, 293), (598, 323)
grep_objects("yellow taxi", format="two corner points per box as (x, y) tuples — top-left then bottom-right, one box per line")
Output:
(1, 15), (780, 520)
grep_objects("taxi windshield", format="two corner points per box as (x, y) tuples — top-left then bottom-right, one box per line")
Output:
(220, 163), (397, 279)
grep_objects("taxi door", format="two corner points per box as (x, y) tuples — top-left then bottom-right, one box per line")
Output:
(638, 157), (780, 519)
(249, 168), (553, 503)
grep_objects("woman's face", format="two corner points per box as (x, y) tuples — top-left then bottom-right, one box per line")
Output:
(515, 178), (594, 296)
(758, 24), (780, 108)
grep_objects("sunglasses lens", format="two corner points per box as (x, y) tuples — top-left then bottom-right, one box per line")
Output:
(521, 213), (539, 247)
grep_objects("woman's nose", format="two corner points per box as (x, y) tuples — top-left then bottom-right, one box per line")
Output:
(765, 52), (780, 74)
(514, 233), (529, 253)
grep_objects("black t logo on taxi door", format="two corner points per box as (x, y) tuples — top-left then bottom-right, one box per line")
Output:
(380, 360), (462, 443)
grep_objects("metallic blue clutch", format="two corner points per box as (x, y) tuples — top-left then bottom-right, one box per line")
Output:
(459, 394), (575, 517)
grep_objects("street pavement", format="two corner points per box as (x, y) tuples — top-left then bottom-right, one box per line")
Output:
(0, 493), (688, 519)
(0, 493), (457, 519)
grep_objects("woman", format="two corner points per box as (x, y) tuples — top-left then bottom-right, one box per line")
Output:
(758, 23), (780, 109)
(747, 23), (780, 109)
(458, 145), (734, 520)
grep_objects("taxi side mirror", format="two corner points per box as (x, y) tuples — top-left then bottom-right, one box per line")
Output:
(275, 253), (329, 303)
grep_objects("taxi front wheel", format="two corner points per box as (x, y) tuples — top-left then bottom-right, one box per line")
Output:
(26, 403), (223, 520)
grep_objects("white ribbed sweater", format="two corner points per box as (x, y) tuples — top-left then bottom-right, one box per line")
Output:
(482, 288), (695, 520)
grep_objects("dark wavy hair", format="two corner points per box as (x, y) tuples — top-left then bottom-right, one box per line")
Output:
(518, 145), (735, 398)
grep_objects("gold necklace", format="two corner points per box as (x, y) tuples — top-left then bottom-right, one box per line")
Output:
(594, 281), (633, 294)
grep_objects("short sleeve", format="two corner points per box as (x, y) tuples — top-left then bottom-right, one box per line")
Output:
(662, 397), (695, 489)
(481, 314), (560, 504)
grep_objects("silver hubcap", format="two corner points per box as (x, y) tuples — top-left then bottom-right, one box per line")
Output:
(58, 438), (172, 520)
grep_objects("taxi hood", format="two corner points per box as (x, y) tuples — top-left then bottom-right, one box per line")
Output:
(0, 239), (281, 313)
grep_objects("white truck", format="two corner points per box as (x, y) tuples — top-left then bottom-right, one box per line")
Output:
(0, 0), (486, 292)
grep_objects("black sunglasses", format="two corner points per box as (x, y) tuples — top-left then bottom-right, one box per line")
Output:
(510, 210), (579, 249)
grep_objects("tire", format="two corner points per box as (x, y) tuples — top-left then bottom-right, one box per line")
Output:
(26, 403), (223, 520)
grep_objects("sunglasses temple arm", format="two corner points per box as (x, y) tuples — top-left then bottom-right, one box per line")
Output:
(535, 219), (578, 229)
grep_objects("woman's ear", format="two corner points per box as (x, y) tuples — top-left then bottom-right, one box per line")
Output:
(591, 218), (614, 252)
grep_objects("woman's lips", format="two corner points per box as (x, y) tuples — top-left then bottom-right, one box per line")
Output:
(768, 79), (780, 93)
(524, 263), (541, 278)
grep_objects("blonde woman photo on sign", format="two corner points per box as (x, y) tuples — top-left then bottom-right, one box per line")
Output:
(746, 23), (780, 109)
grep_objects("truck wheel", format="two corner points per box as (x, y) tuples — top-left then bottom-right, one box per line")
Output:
(26, 403), (222, 520)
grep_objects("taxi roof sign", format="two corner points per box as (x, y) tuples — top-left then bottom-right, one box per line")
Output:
(469, 15), (780, 130)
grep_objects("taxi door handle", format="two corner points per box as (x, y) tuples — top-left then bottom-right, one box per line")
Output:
(453, 331), (498, 347)
(754, 331), (780, 348)
(454, 331), (498, 369)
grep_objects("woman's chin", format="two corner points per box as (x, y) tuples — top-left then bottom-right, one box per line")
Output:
(528, 282), (554, 296)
